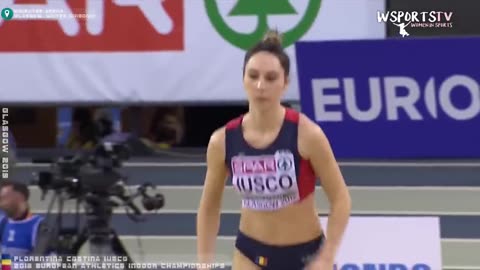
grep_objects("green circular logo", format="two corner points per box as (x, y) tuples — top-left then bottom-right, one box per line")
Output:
(205, 0), (322, 50)
(1, 8), (14, 20)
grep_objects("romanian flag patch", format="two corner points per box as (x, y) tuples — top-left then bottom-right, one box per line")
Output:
(256, 256), (268, 266)
(1, 254), (11, 270)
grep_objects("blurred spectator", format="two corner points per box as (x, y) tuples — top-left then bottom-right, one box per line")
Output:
(146, 106), (185, 149)
(94, 108), (114, 138)
(66, 108), (97, 150)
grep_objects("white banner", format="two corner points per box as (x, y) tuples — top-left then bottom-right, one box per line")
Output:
(0, 0), (385, 103)
(319, 216), (442, 270)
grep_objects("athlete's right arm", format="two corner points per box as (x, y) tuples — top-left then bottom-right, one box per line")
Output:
(196, 127), (229, 266)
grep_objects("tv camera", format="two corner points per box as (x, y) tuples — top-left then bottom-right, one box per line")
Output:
(31, 141), (164, 269)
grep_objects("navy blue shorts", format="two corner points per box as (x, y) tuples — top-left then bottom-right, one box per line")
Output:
(235, 230), (325, 270)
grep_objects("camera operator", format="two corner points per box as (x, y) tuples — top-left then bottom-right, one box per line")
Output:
(0, 179), (47, 256)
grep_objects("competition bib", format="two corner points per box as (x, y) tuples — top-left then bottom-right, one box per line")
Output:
(231, 150), (299, 211)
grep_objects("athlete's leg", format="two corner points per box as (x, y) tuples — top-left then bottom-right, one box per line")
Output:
(231, 248), (261, 270)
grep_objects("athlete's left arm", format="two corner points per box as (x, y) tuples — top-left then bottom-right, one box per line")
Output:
(299, 114), (351, 260)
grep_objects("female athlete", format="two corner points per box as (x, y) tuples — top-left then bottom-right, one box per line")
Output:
(197, 30), (351, 270)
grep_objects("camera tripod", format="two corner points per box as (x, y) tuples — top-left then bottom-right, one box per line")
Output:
(71, 196), (136, 267)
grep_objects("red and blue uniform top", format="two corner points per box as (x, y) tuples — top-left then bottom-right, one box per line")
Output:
(224, 108), (316, 211)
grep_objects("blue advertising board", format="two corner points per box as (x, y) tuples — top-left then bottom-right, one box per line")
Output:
(295, 37), (480, 158)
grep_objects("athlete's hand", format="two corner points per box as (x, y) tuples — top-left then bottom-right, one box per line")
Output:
(305, 254), (334, 270)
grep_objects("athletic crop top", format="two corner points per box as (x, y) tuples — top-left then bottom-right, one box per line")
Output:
(225, 108), (316, 211)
